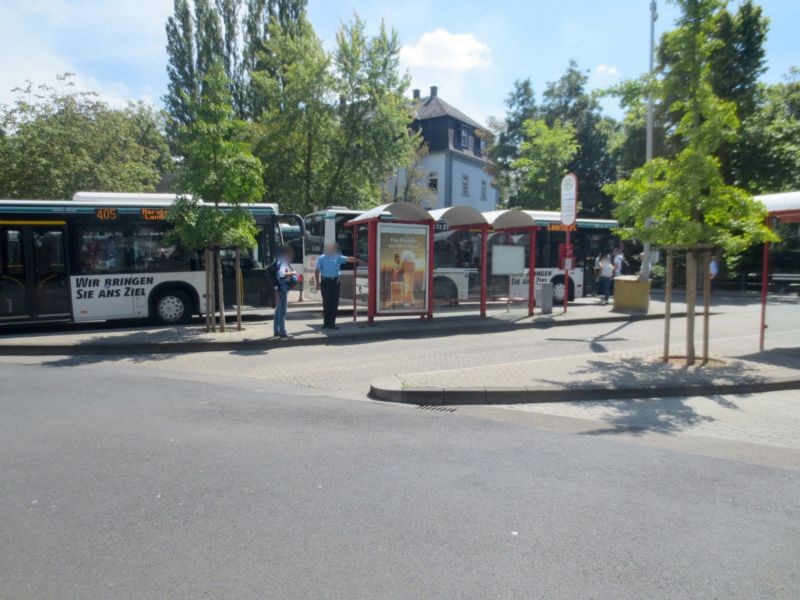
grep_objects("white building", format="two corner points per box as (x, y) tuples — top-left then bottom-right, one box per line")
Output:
(387, 86), (499, 210)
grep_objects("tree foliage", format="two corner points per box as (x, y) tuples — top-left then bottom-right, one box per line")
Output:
(606, 0), (775, 257)
(490, 64), (617, 216)
(510, 119), (578, 210)
(164, 3), (418, 215)
(0, 75), (171, 199)
(169, 62), (263, 252)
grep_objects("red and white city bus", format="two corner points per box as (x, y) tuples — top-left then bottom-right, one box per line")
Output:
(0, 192), (304, 325)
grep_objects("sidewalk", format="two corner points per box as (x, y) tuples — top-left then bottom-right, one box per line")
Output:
(0, 297), (685, 355)
(370, 346), (800, 405)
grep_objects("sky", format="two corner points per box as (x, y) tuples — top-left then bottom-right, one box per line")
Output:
(1, 0), (798, 126)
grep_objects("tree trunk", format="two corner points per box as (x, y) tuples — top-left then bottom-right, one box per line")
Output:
(235, 247), (243, 332)
(215, 247), (226, 333)
(206, 248), (216, 333)
(685, 249), (697, 366)
(663, 249), (673, 363)
(204, 248), (212, 332)
(702, 249), (712, 365)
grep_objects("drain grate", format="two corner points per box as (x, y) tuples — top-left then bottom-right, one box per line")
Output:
(417, 405), (457, 412)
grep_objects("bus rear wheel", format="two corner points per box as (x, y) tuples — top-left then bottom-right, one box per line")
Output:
(434, 277), (458, 304)
(153, 289), (192, 325)
(550, 276), (575, 303)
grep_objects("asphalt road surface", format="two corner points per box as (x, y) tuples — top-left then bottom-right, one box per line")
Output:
(1, 363), (798, 599)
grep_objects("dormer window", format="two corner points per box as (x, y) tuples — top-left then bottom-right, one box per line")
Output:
(475, 137), (482, 156)
(460, 127), (469, 149)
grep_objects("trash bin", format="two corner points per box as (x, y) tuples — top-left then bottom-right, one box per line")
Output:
(536, 282), (553, 315)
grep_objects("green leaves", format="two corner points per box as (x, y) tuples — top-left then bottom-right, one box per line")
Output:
(510, 119), (578, 210)
(0, 76), (170, 199)
(177, 61), (265, 206)
(167, 196), (258, 250)
(607, 0), (777, 257)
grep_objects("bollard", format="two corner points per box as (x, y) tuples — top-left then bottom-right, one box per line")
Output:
(536, 282), (553, 315)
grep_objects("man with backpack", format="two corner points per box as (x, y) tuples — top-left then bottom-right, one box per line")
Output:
(271, 245), (298, 339)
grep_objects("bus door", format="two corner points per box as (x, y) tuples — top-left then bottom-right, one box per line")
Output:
(0, 224), (71, 321)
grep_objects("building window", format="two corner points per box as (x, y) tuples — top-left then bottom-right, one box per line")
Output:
(475, 137), (482, 156)
(428, 172), (438, 192)
(460, 127), (469, 149)
(480, 180), (487, 202)
(461, 174), (470, 197)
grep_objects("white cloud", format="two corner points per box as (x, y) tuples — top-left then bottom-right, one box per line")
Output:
(0, 0), (169, 108)
(594, 64), (620, 78)
(400, 29), (491, 72)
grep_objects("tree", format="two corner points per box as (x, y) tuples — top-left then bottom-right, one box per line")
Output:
(0, 75), (171, 199)
(735, 69), (800, 193)
(540, 62), (618, 217)
(249, 15), (333, 213)
(323, 17), (420, 208)
(510, 119), (578, 210)
(488, 79), (538, 204)
(170, 62), (263, 331)
(165, 0), (227, 142)
(606, 0), (776, 364)
(243, 0), (308, 117)
(382, 143), (436, 206)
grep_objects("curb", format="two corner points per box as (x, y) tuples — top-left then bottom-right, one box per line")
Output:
(369, 376), (800, 405)
(0, 311), (685, 356)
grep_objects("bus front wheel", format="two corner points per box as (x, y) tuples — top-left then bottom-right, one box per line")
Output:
(153, 289), (192, 325)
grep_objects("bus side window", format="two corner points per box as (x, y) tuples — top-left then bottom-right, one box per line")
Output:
(305, 215), (324, 256)
(77, 227), (132, 274)
(132, 225), (193, 273)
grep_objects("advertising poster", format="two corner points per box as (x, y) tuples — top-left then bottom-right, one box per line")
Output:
(376, 223), (429, 313)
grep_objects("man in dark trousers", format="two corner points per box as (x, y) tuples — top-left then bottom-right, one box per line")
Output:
(314, 242), (360, 329)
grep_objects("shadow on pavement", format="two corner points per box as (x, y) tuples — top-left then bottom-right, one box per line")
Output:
(544, 321), (634, 353)
(736, 347), (800, 370)
(545, 357), (763, 436)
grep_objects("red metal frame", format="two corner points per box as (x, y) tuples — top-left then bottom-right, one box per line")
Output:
(529, 228), (537, 316)
(759, 219), (772, 352)
(346, 216), (434, 326)
(352, 225), (359, 322)
(427, 220), (434, 320)
(480, 226), (489, 318)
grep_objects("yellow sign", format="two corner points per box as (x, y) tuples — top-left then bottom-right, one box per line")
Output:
(141, 208), (169, 221)
(376, 223), (429, 314)
(95, 208), (118, 221)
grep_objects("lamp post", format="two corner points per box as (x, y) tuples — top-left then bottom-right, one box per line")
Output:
(640, 0), (658, 281)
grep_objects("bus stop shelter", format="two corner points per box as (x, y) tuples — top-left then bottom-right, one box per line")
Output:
(758, 191), (800, 350)
(428, 206), (490, 317)
(483, 210), (541, 316)
(346, 203), (434, 325)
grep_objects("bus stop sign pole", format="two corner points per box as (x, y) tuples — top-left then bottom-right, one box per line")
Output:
(560, 174), (578, 314)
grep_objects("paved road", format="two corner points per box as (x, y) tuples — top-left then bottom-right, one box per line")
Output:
(1, 363), (798, 599)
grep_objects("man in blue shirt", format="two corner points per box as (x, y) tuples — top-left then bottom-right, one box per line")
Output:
(314, 242), (360, 329)
(273, 245), (297, 339)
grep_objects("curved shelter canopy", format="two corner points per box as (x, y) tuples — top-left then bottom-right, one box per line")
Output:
(757, 191), (800, 222)
(429, 206), (487, 228)
(483, 210), (538, 231)
(348, 202), (433, 225)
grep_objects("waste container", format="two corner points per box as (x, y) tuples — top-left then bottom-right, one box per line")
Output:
(536, 282), (553, 315)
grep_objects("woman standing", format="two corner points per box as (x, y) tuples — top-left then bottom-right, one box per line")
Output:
(595, 253), (614, 305)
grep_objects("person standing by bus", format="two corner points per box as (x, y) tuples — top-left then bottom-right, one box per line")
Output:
(596, 253), (614, 305)
(273, 245), (297, 339)
(314, 242), (361, 329)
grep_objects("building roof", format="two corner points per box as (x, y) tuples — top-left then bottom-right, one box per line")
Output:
(414, 95), (485, 131)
